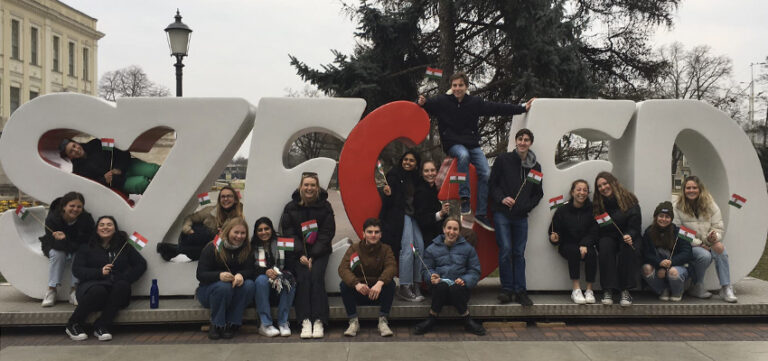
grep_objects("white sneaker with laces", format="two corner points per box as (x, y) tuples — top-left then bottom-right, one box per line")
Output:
(258, 324), (280, 337)
(69, 290), (78, 306)
(300, 319), (313, 339)
(312, 319), (324, 338)
(278, 323), (291, 337)
(620, 290), (632, 307)
(601, 290), (613, 305)
(378, 316), (393, 337)
(42, 289), (56, 307)
(344, 317), (360, 337)
(720, 285), (738, 303)
(584, 290), (596, 304)
(571, 289), (586, 304)
(687, 283), (712, 299)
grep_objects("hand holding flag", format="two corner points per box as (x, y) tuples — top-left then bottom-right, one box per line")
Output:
(595, 212), (633, 250)
(350, 251), (367, 284)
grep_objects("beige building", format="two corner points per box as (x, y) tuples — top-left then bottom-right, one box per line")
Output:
(0, 0), (104, 130)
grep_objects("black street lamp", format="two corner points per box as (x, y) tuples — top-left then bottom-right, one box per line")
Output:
(164, 9), (192, 97)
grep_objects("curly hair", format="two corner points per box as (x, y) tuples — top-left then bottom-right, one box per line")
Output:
(674, 175), (714, 218)
(592, 172), (638, 216)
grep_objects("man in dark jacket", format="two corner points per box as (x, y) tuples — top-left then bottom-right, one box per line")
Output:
(418, 72), (534, 230)
(489, 128), (543, 306)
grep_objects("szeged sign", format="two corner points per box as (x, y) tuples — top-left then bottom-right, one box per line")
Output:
(0, 94), (765, 300)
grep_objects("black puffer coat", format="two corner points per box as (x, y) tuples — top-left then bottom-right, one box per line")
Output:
(196, 242), (255, 286)
(39, 197), (95, 257)
(72, 233), (147, 299)
(594, 197), (642, 244)
(548, 199), (597, 248)
(71, 139), (131, 190)
(414, 181), (444, 247)
(379, 152), (422, 257)
(279, 189), (336, 259)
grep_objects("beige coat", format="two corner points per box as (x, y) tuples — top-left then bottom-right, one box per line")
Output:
(181, 203), (243, 234)
(673, 196), (724, 247)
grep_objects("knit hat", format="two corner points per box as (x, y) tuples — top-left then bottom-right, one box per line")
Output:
(653, 201), (674, 221)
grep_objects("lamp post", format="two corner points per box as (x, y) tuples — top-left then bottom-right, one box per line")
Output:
(165, 9), (192, 97)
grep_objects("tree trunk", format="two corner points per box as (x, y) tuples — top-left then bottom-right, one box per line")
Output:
(437, 0), (456, 94)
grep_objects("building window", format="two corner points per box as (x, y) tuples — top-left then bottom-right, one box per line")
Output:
(68, 42), (76, 76)
(30, 27), (39, 65)
(10, 87), (21, 114)
(11, 19), (21, 60)
(53, 36), (60, 72)
(82, 48), (90, 81)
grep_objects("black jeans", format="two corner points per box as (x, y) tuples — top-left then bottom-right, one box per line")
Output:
(339, 281), (395, 317)
(68, 280), (131, 329)
(430, 282), (470, 315)
(294, 254), (329, 323)
(597, 236), (640, 290)
(558, 243), (597, 282)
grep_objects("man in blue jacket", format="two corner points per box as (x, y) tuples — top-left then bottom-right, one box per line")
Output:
(418, 72), (534, 230)
(489, 128), (543, 306)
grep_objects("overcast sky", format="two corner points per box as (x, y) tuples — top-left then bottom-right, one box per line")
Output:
(62, 0), (768, 157)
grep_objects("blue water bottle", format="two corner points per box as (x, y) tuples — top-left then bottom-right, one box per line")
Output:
(150, 279), (159, 309)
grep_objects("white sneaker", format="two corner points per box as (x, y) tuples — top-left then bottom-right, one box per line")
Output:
(571, 289), (586, 304)
(620, 290), (632, 307)
(69, 290), (78, 306)
(278, 323), (291, 337)
(720, 285), (738, 303)
(258, 324), (279, 337)
(584, 290), (596, 304)
(312, 319), (324, 338)
(659, 289), (670, 301)
(42, 289), (56, 307)
(169, 254), (193, 263)
(300, 319), (313, 339)
(344, 317), (360, 337)
(378, 316), (393, 337)
(687, 283), (712, 299)
(670, 294), (683, 302)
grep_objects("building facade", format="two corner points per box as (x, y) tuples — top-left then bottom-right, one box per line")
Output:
(0, 0), (104, 130)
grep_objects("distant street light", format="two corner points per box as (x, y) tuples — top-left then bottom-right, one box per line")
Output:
(165, 9), (192, 97)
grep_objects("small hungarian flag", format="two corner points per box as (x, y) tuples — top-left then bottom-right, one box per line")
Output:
(128, 231), (148, 251)
(425, 67), (443, 79)
(449, 173), (467, 184)
(350, 252), (361, 269)
(277, 237), (295, 251)
(548, 195), (565, 210)
(212, 234), (223, 252)
(678, 226), (697, 243)
(376, 160), (385, 175)
(729, 193), (746, 209)
(301, 220), (319, 244)
(595, 213), (614, 227)
(101, 138), (115, 151)
(197, 192), (211, 206)
(527, 169), (543, 184)
(410, 243), (418, 255)
(15, 204), (29, 220)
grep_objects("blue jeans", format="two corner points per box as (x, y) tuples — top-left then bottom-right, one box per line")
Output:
(48, 249), (78, 288)
(254, 274), (296, 327)
(447, 145), (490, 216)
(493, 213), (528, 292)
(644, 265), (689, 297)
(690, 246), (731, 286)
(400, 215), (424, 285)
(197, 280), (256, 327)
(339, 281), (395, 317)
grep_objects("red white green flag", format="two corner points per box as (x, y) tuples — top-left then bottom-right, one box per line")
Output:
(14, 204), (29, 220)
(101, 138), (115, 151)
(212, 234), (223, 252)
(197, 192), (211, 206)
(678, 226), (697, 243)
(548, 195), (565, 210)
(277, 237), (295, 251)
(425, 67), (443, 79)
(350, 252), (361, 269)
(728, 193), (746, 209)
(376, 160), (385, 175)
(449, 173), (467, 184)
(301, 220), (319, 244)
(128, 231), (148, 251)
(527, 169), (543, 184)
(595, 213), (614, 227)
(410, 242), (418, 255)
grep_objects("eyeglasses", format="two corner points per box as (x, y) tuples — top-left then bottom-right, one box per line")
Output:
(220, 194), (235, 199)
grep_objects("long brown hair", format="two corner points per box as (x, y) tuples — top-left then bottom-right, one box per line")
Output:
(675, 175), (713, 218)
(216, 186), (243, 229)
(216, 217), (252, 264)
(592, 172), (638, 216)
(298, 172), (320, 206)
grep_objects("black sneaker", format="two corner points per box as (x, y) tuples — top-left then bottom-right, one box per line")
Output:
(221, 324), (239, 339)
(460, 198), (471, 215)
(497, 290), (515, 304)
(65, 322), (88, 341)
(516, 290), (534, 306)
(464, 317), (486, 336)
(414, 317), (436, 335)
(208, 324), (222, 340)
(474, 215), (494, 231)
(93, 326), (112, 341)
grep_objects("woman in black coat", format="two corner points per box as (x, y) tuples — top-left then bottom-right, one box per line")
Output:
(39, 192), (95, 307)
(414, 160), (450, 248)
(66, 216), (147, 342)
(280, 172), (335, 339)
(592, 171), (642, 307)
(548, 179), (598, 304)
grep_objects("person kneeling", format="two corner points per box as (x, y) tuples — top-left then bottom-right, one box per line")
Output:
(414, 217), (485, 336)
(338, 218), (396, 337)
(641, 202), (692, 302)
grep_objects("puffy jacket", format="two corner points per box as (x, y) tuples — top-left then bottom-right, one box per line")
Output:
(641, 224), (693, 269)
(181, 203), (243, 234)
(39, 197), (95, 257)
(421, 93), (526, 152)
(338, 240), (396, 288)
(196, 242), (255, 286)
(72, 233), (147, 299)
(421, 235), (481, 288)
(673, 196), (724, 247)
(489, 150), (543, 218)
(280, 189), (336, 258)
(548, 199), (597, 248)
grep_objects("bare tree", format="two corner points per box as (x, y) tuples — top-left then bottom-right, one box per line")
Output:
(98, 65), (170, 101)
